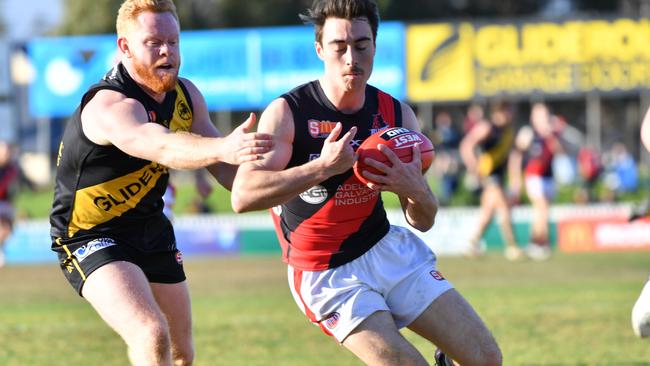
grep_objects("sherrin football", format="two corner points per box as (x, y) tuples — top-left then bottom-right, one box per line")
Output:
(353, 127), (435, 186)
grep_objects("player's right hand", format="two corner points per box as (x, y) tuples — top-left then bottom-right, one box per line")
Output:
(319, 122), (357, 176)
(220, 113), (274, 165)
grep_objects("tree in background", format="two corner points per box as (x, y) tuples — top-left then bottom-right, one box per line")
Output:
(56, 0), (121, 35)
(55, 0), (620, 36)
(56, 0), (316, 35)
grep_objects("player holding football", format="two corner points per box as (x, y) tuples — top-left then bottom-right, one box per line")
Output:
(49, 0), (272, 364)
(631, 106), (650, 338)
(230, 0), (502, 364)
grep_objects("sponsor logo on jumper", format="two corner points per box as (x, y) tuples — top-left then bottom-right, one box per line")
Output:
(323, 312), (340, 329)
(429, 270), (445, 281)
(308, 119), (339, 138)
(334, 183), (379, 206)
(73, 238), (117, 263)
(92, 163), (168, 212)
(300, 185), (328, 204)
(309, 153), (321, 161)
(69, 162), (169, 236)
(176, 100), (192, 120)
(370, 114), (388, 135)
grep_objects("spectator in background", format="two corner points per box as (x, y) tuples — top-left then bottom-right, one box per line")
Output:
(460, 100), (523, 260)
(463, 103), (485, 134)
(551, 115), (581, 187)
(575, 145), (602, 203)
(602, 142), (638, 202)
(163, 170), (214, 222)
(430, 110), (462, 205)
(509, 103), (563, 261)
(0, 141), (19, 267)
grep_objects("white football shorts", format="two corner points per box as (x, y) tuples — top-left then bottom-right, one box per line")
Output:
(287, 225), (454, 343)
(525, 175), (555, 201)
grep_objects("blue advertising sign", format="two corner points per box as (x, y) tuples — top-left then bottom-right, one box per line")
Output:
(28, 22), (405, 118)
(28, 34), (118, 118)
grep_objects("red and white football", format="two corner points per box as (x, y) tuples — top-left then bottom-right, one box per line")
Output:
(353, 127), (435, 185)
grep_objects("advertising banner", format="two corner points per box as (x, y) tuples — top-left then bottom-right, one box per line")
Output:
(558, 216), (650, 252)
(407, 18), (650, 102)
(0, 41), (10, 95)
(27, 34), (118, 118)
(27, 22), (405, 118)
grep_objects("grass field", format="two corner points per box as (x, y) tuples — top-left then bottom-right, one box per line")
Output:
(1, 252), (650, 365)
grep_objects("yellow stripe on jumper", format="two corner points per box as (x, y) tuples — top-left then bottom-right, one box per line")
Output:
(68, 162), (168, 237)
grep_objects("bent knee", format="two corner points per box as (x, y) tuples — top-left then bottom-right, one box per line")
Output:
(458, 341), (502, 366)
(475, 343), (502, 366)
(128, 317), (171, 348)
(172, 345), (194, 366)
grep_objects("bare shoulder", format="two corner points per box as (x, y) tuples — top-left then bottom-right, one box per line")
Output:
(259, 97), (294, 136)
(82, 88), (145, 123)
(178, 77), (203, 100)
(399, 101), (420, 132)
(81, 89), (148, 145)
(85, 88), (130, 108)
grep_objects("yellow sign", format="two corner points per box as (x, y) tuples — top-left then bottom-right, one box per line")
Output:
(406, 18), (650, 101)
(406, 23), (474, 102)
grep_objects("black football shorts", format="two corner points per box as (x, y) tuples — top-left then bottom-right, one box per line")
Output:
(52, 235), (186, 296)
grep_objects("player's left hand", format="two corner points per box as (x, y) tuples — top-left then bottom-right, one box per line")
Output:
(362, 143), (426, 194)
(219, 113), (274, 164)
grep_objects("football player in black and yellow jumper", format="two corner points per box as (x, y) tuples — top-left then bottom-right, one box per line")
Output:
(49, 1), (272, 364)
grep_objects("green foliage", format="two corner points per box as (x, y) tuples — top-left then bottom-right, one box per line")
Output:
(56, 0), (122, 35)
(13, 188), (53, 220)
(53, 0), (578, 36)
(55, 0), (315, 35)
(1, 253), (649, 364)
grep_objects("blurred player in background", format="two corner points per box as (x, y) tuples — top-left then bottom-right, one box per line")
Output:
(231, 0), (501, 365)
(509, 103), (563, 261)
(0, 140), (18, 267)
(49, 0), (272, 364)
(163, 170), (213, 222)
(460, 100), (523, 261)
(631, 106), (650, 338)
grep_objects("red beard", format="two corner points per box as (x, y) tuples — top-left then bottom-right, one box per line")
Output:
(132, 59), (179, 94)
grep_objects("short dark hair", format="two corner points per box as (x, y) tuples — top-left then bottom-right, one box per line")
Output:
(300, 0), (380, 45)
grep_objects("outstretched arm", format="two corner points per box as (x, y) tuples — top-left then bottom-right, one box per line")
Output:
(231, 98), (357, 213)
(80, 81), (272, 171)
(459, 120), (490, 176)
(182, 78), (264, 190)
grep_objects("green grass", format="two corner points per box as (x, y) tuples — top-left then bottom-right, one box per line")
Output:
(13, 182), (405, 219)
(1, 252), (650, 365)
(17, 172), (650, 219)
